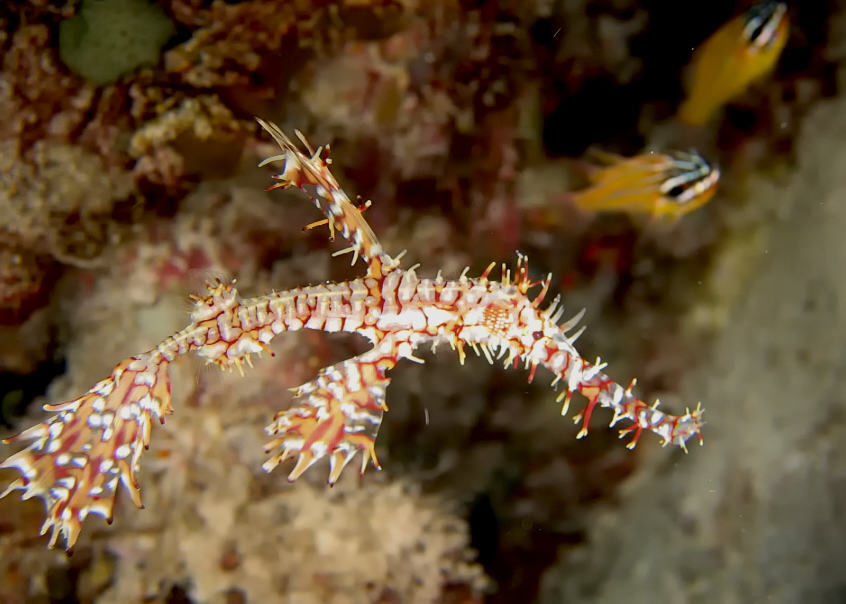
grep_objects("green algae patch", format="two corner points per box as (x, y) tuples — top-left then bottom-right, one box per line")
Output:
(59, 0), (175, 85)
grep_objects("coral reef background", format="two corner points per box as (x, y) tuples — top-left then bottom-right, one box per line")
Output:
(0, 0), (841, 603)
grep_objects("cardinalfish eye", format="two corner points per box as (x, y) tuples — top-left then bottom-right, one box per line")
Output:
(743, 1), (788, 51)
(659, 151), (720, 206)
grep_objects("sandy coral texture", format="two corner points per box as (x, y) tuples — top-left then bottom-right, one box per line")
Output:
(539, 93), (846, 604)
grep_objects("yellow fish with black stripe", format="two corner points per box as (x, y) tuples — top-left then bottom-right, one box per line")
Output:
(678, 1), (790, 127)
(565, 149), (721, 221)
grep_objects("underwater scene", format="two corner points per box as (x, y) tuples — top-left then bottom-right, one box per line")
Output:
(0, 1), (841, 603)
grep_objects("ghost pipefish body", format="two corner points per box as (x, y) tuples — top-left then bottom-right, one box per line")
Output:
(0, 119), (705, 553)
(678, 0), (789, 127)
(565, 149), (721, 221)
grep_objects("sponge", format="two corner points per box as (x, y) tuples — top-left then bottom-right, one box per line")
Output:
(59, 0), (176, 85)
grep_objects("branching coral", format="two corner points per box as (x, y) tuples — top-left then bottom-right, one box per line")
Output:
(164, 0), (363, 88)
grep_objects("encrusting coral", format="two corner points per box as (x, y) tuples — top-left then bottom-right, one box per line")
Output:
(98, 477), (490, 604)
(0, 139), (135, 267)
(0, 118), (704, 555)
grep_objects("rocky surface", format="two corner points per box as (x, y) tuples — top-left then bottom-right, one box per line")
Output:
(540, 94), (846, 604)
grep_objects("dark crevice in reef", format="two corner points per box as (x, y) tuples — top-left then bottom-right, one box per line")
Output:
(164, 584), (196, 604)
(0, 356), (66, 431)
(468, 489), (585, 604)
(468, 494), (499, 568)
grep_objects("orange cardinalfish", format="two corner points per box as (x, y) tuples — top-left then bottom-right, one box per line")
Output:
(678, 1), (789, 126)
(563, 149), (721, 221)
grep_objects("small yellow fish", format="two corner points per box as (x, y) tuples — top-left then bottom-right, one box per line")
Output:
(678, 1), (789, 126)
(567, 149), (720, 220)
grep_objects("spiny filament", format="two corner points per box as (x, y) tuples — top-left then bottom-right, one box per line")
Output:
(0, 120), (704, 552)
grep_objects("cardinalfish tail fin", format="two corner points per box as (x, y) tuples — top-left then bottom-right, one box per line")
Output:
(255, 118), (399, 277)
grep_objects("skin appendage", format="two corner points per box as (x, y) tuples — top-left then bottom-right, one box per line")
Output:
(0, 119), (704, 552)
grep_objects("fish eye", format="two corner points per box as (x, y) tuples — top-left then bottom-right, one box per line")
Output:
(746, 18), (767, 45)
(667, 184), (686, 198)
(743, 2), (784, 49)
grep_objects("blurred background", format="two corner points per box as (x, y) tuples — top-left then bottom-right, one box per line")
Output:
(1, 0), (844, 602)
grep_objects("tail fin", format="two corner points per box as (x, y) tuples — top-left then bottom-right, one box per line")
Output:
(1, 354), (172, 552)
